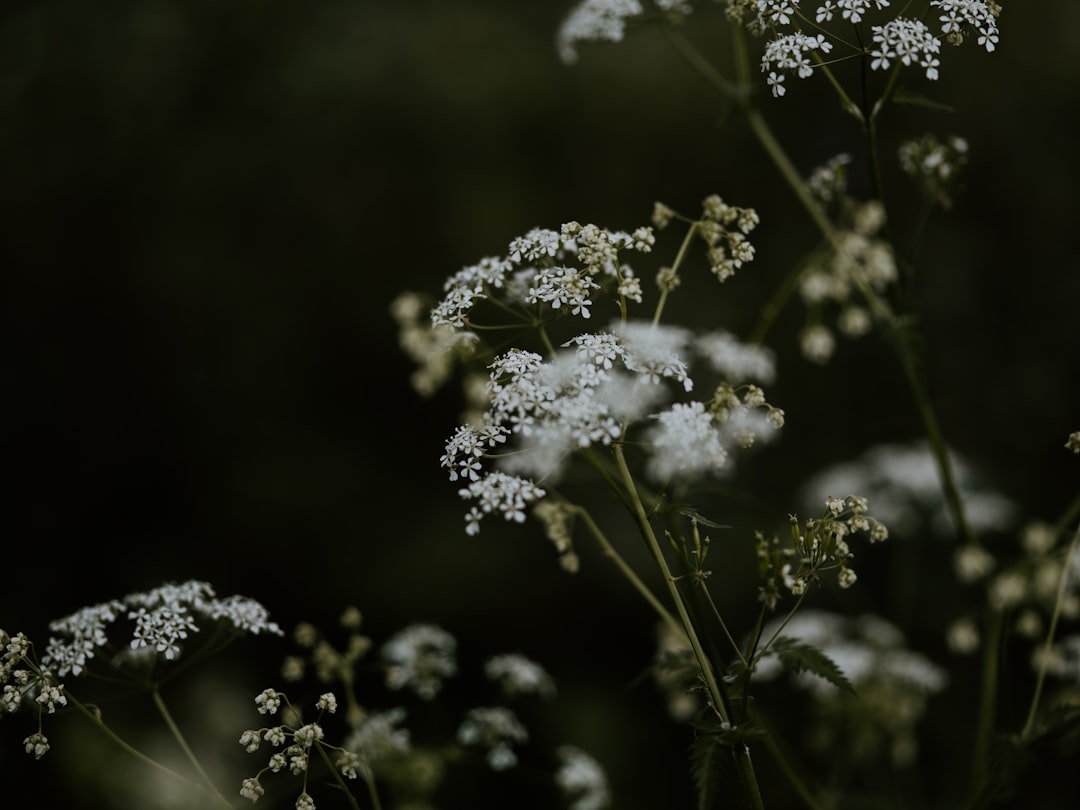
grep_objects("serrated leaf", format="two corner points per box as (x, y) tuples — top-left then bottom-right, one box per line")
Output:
(690, 735), (736, 810)
(773, 637), (856, 696)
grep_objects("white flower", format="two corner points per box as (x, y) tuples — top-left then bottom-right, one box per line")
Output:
(556, 0), (645, 64)
(646, 401), (728, 482)
(23, 732), (50, 759)
(694, 330), (777, 383)
(240, 777), (264, 803)
(485, 654), (556, 698)
(381, 625), (457, 700)
(870, 18), (941, 81)
(458, 472), (547, 535)
(456, 707), (529, 770)
(615, 320), (693, 391)
(255, 688), (282, 716)
(343, 707), (411, 766)
(555, 746), (611, 810)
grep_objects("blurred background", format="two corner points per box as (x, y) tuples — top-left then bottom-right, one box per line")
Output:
(3, 1), (1079, 808)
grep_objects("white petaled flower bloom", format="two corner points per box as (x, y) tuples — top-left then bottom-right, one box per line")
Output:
(647, 402), (728, 482)
(694, 330), (777, 384)
(615, 320), (693, 391)
(381, 624), (457, 700)
(41, 601), (122, 677)
(527, 266), (601, 319)
(128, 605), (198, 661)
(296, 792), (315, 810)
(800, 324), (836, 364)
(459, 472), (547, 535)
(343, 707), (412, 768)
(870, 18), (941, 79)
(556, 0), (645, 64)
(315, 692), (337, 713)
(555, 745), (612, 810)
(456, 707), (529, 771)
(42, 581), (283, 678)
(761, 32), (833, 96)
(484, 654), (557, 698)
(931, 0), (999, 51)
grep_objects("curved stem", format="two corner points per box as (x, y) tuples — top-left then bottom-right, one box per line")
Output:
(314, 742), (367, 810)
(613, 444), (727, 718)
(65, 692), (233, 808)
(969, 608), (1004, 801)
(1022, 520), (1080, 740)
(151, 686), (230, 804)
(574, 504), (689, 646)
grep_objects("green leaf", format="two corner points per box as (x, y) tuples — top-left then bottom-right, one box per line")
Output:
(891, 87), (955, 113)
(690, 735), (736, 810)
(672, 505), (730, 529)
(773, 636), (856, 696)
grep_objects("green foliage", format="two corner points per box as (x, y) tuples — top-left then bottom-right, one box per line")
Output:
(772, 636), (857, 697)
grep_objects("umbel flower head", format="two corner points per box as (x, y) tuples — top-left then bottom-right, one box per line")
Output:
(405, 198), (781, 538)
(40, 580), (283, 678)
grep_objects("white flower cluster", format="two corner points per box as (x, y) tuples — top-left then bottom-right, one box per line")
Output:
(380, 624), (458, 700)
(239, 689), (337, 806)
(1, 630), (67, 760)
(39, 581), (283, 678)
(556, 0), (693, 65)
(555, 745), (612, 810)
(899, 133), (970, 209)
(797, 156), (898, 361)
(430, 220), (654, 330)
(416, 201), (778, 536)
(753, 610), (947, 766)
(756, 609), (947, 693)
(485, 653), (557, 698)
(799, 440), (1017, 538)
(749, 0), (1001, 97)
(947, 520), (1080, 658)
(456, 706), (530, 770)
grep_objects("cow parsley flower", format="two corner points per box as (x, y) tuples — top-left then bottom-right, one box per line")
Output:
(381, 624), (457, 700)
(557, 0), (645, 65)
(456, 707), (529, 770)
(646, 401), (729, 482)
(556, 746), (612, 810)
(39, 582), (281, 678)
(485, 654), (557, 698)
(870, 18), (941, 79)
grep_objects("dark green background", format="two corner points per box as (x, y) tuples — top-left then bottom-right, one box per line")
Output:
(3, 2), (1078, 808)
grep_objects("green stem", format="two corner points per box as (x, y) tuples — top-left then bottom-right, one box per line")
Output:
(754, 709), (828, 810)
(613, 444), (727, 718)
(314, 742), (367, 810)
(611, 445), (766, 810)
(1022, 520), (1080, 740)
(654, 222), (699, 325)
(969, 608), (1004, 800)
(574, 504), (689, 647)
(65, 692), (233, 808)
(151, 686), (230, 804)
(896, 345), (978, 548)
